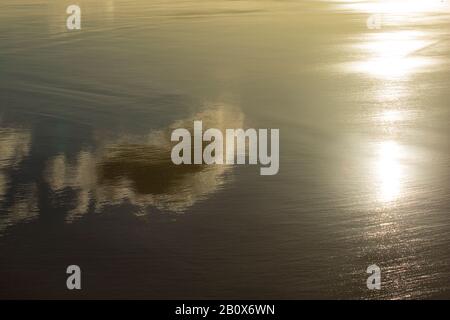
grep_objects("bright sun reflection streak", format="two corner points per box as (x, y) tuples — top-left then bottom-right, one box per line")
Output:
(339, 0), (450, 14)
(375, 140), (403, 203)
(379, 109), (403, 122)
(357, 56), (432, 79)
(349, 31), (437, 79)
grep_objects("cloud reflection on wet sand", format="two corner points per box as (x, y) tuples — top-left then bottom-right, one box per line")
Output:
(0, 127), (38, 233)
(44, 104), (243, 223)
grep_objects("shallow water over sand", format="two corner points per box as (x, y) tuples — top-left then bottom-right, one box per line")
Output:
(1, 0), (450, 299)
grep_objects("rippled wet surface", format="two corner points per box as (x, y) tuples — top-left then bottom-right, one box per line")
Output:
(1, 0), (450, 299)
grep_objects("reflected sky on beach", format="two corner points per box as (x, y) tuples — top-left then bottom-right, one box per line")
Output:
(45, 105), (241, 222)
(1, 0), (450, 299)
